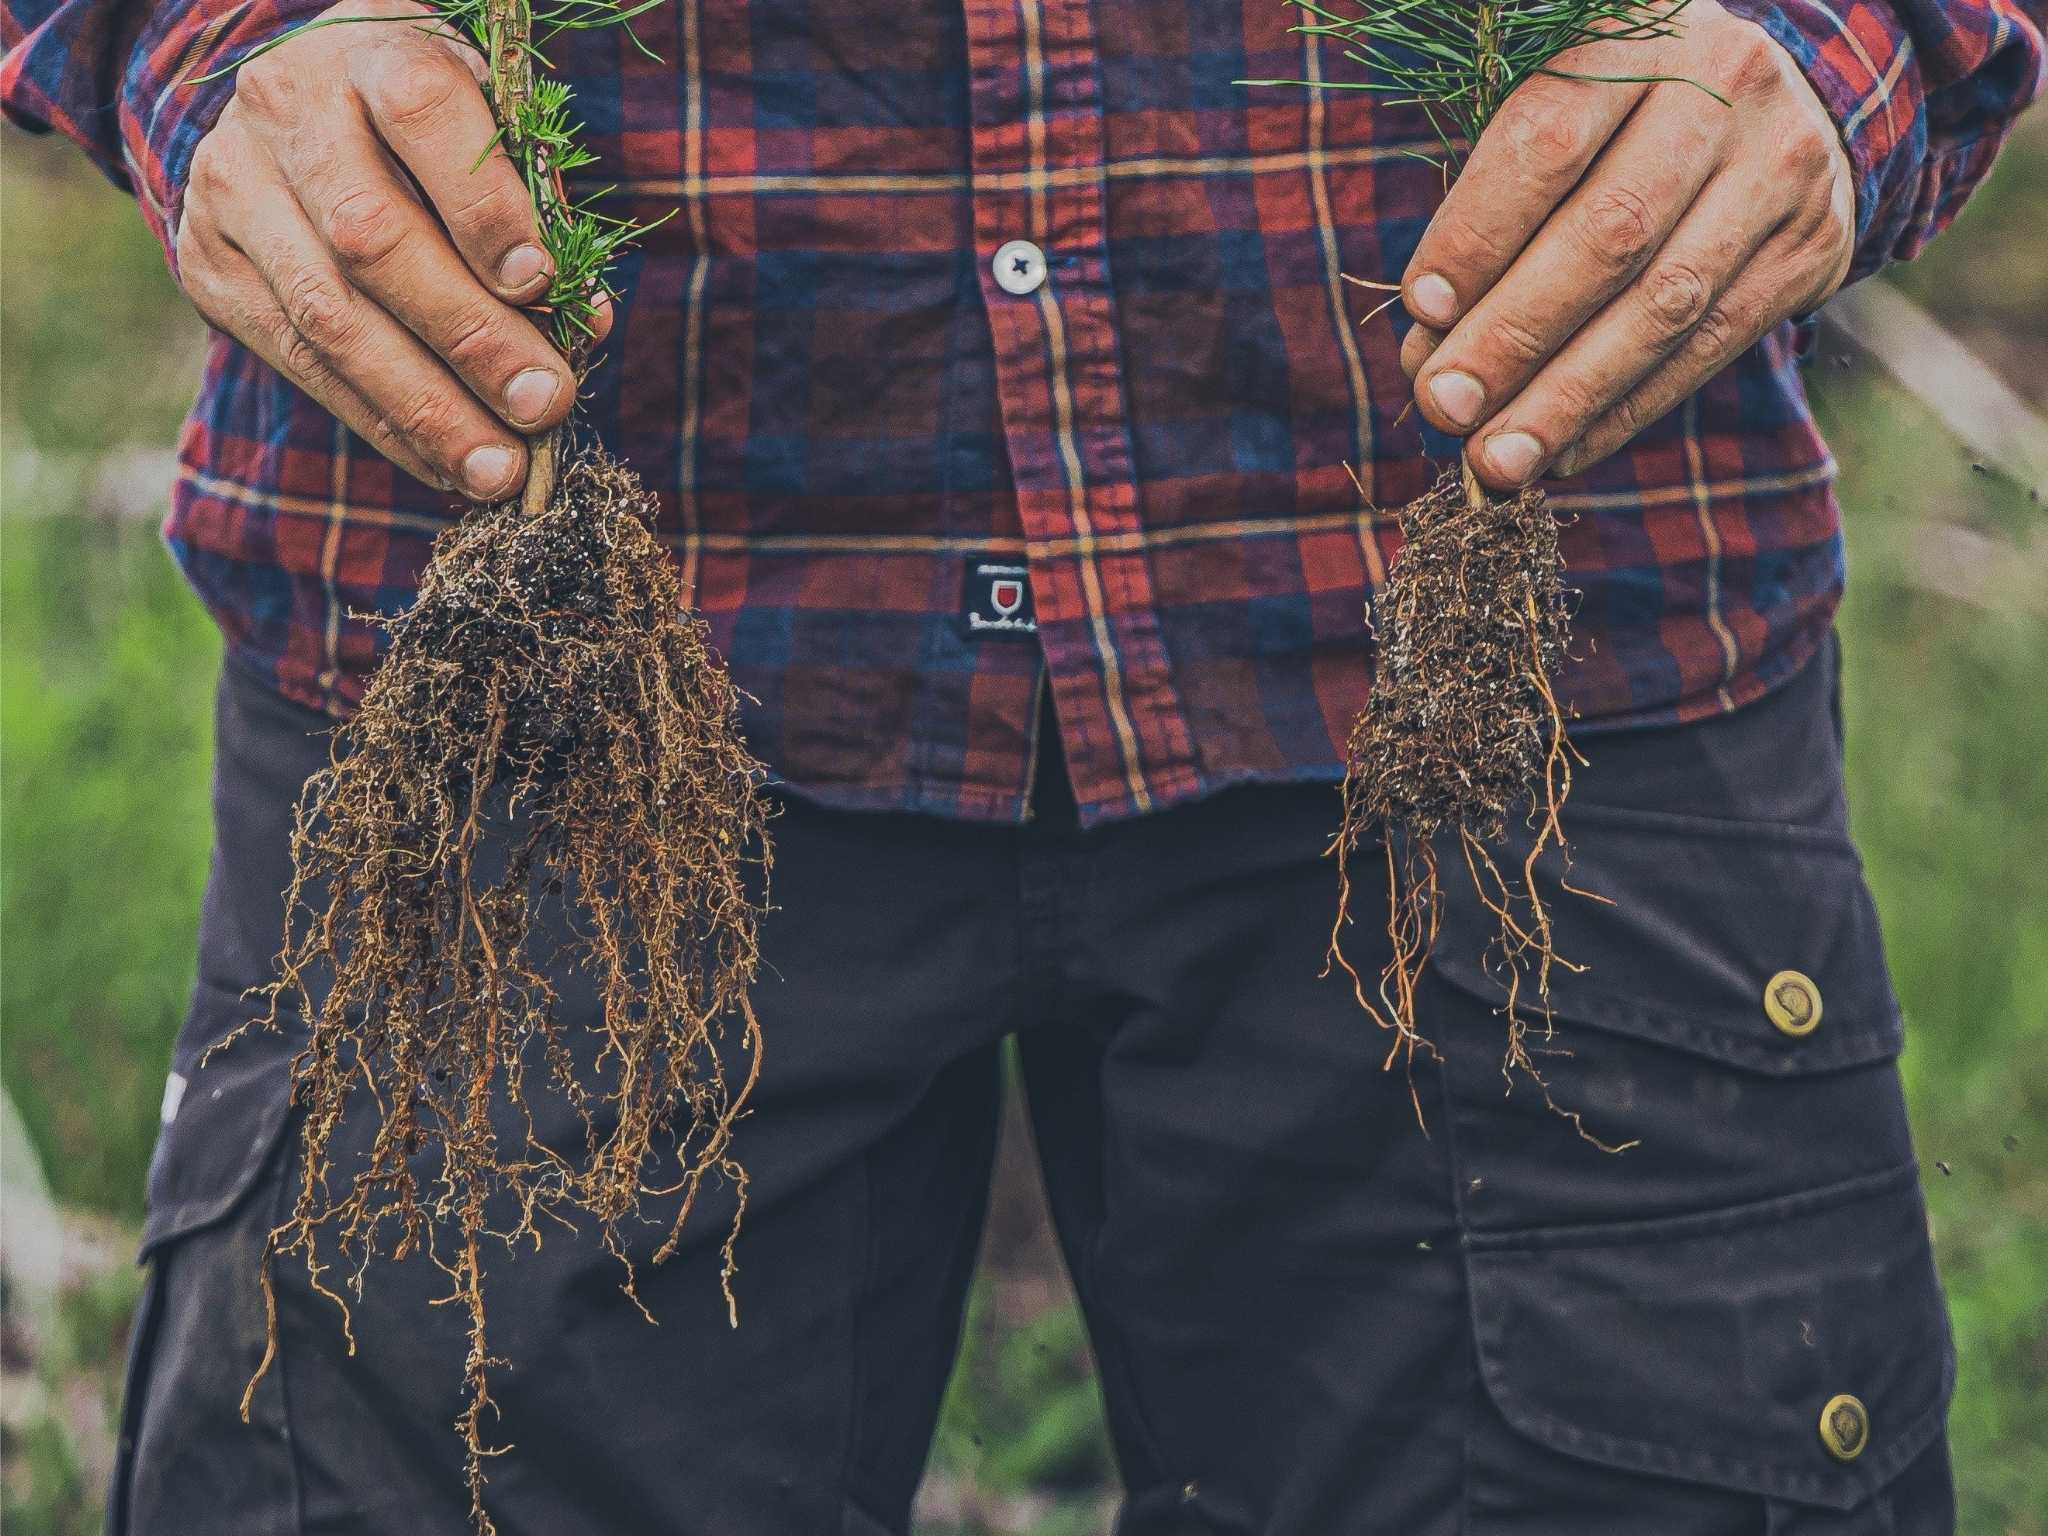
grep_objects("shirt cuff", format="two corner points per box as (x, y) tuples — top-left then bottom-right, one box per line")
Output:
(120, 0), (337, 275)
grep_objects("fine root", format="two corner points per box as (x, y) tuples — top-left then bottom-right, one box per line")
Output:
(1328, 462), (1605, 1123)
(211, 443), (770, 1533)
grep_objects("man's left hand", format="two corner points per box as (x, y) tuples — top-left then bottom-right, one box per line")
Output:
(1400, 0), (1856, 489)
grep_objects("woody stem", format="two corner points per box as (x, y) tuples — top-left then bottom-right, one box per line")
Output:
(484, 0), (561, 512)
(1461, 454), (1489, 514)
(1473, 3), (1504, 126)
(1461, 5), (1503, 518)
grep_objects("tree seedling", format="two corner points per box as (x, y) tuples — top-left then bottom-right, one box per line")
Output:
(1251, 1), (1707, 1120)
(196, 6), (770, 1529)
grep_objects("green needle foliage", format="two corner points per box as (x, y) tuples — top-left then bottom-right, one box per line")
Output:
(1248, 0), (1714, 168)
(195, 0), (670, 351)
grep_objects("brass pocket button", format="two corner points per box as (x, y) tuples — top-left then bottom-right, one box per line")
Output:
(1764, 970), (1823, 1036)
(1819, 1393), (1870, 1461)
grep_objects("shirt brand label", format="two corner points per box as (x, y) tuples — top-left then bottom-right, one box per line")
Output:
(964, 561), (1037, 637)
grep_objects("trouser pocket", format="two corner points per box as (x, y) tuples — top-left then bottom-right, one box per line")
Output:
(114, 1096), (302, 1536)
(1462, 1168), (1954, 1532)
(104, 1255), (167, 1536)
(1422, 769), (1955, 1530)
(1430, 802), (1920, 1227)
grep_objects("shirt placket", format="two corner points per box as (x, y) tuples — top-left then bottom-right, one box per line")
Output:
(962, 0), (1199, 822)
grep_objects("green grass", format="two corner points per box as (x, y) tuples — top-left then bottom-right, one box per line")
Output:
(1, 507), (221, 1216)
(1803, 129), (2048, 1536)
(1815, 382), (2048, 1536)
(2, 120), (2043, 1536)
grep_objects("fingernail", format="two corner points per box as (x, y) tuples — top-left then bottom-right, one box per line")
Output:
(1427, 370), (1485, 430)
(1485, 431), (1545, 485)
(1548, 443), (1582, 480)
(1408, 273), (1457, 326)
(505, 367), (560, 427)
(498, 244), (548, 292)
(463, 443), (519, 499)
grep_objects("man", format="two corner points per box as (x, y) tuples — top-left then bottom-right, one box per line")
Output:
(4, 0), (2041, 1529)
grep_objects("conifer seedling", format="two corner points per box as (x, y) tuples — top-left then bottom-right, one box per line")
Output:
(194, 6), (770, 1529)
(1249, 0), (1714, 1121)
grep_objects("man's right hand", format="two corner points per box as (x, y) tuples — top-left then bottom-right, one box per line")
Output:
(174, 0), (606, 500)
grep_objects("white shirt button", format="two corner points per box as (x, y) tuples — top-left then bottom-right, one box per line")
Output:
(993, 239), (1048, 295)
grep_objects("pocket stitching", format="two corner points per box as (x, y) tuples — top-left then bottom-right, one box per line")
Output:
(1476, 1345), (1951, 1512)
(1556, 801), (1860, 848)
(1433, 960), (1904, 1075)
(140, 1083), (295, 1259)
(1464, 1163), (1916, 1253)
(1465, 1166), (1953, 1513)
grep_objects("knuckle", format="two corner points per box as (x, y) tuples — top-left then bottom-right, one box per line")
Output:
(1577, 184), (1657, 272)
(278, 325), (331, 384)
(1783, 223), (1840, 294)
(233, 53), (297, 118)
(440, 303), (512, 374)
(1774, 122), (1835, 181)
(1428, 211), (1513, 280)
(1687, 301), (1742, 363)
(324, 187), (408, 271)
(443, 175), (526, 245)
(1505, 101), (1585, 168)
(372, 49), (465, 127)
(176, 255), (236, 332)
(1790, 269), (1833, 316)
(390, 388), (466, 454)
(1607, 390), (1651, 443)
(1542, 372), (1604, 433)
(1486, 312), (1549, 371)
(356, 410), (428, 475)
(1724, 29), (1787, 99)
(185, 133), (229, 204)
(1640, 259), (1714, 336)
(279, 266), (357, 351)
(1792, 179), (1848, 245)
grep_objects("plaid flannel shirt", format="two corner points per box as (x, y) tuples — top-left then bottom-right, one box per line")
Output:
(6, 0), (2043, 824)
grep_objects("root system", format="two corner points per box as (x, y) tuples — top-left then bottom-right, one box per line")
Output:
(213, 443), (769, 1532)
(1330, 464), (1603, 1118)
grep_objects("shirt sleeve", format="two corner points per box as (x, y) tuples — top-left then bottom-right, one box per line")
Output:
(2, 0), (335, 274)
(1726, 0), (2048, 285)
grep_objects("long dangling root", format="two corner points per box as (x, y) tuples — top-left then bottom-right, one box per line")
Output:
(1328, 462), (1606, 1124)
(210, 443), (770, 1534)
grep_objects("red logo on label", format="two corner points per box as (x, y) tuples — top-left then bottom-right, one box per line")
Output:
(965, 561), (1034, 635)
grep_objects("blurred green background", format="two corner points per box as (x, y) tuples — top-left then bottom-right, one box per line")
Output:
(3, 109), (2044, 1535)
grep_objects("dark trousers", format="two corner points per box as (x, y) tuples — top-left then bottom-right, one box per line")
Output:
(111, 638), (1954, 1535)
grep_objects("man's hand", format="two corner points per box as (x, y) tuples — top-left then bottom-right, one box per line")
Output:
(174, 0), (608, 499)
(1399, 0), (1855, 490)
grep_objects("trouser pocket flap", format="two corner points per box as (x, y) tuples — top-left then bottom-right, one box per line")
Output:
(1466, 1165), (1953, 1511)
(140, 984), (297, 1259)
(1432, 810), (1902, 1075)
